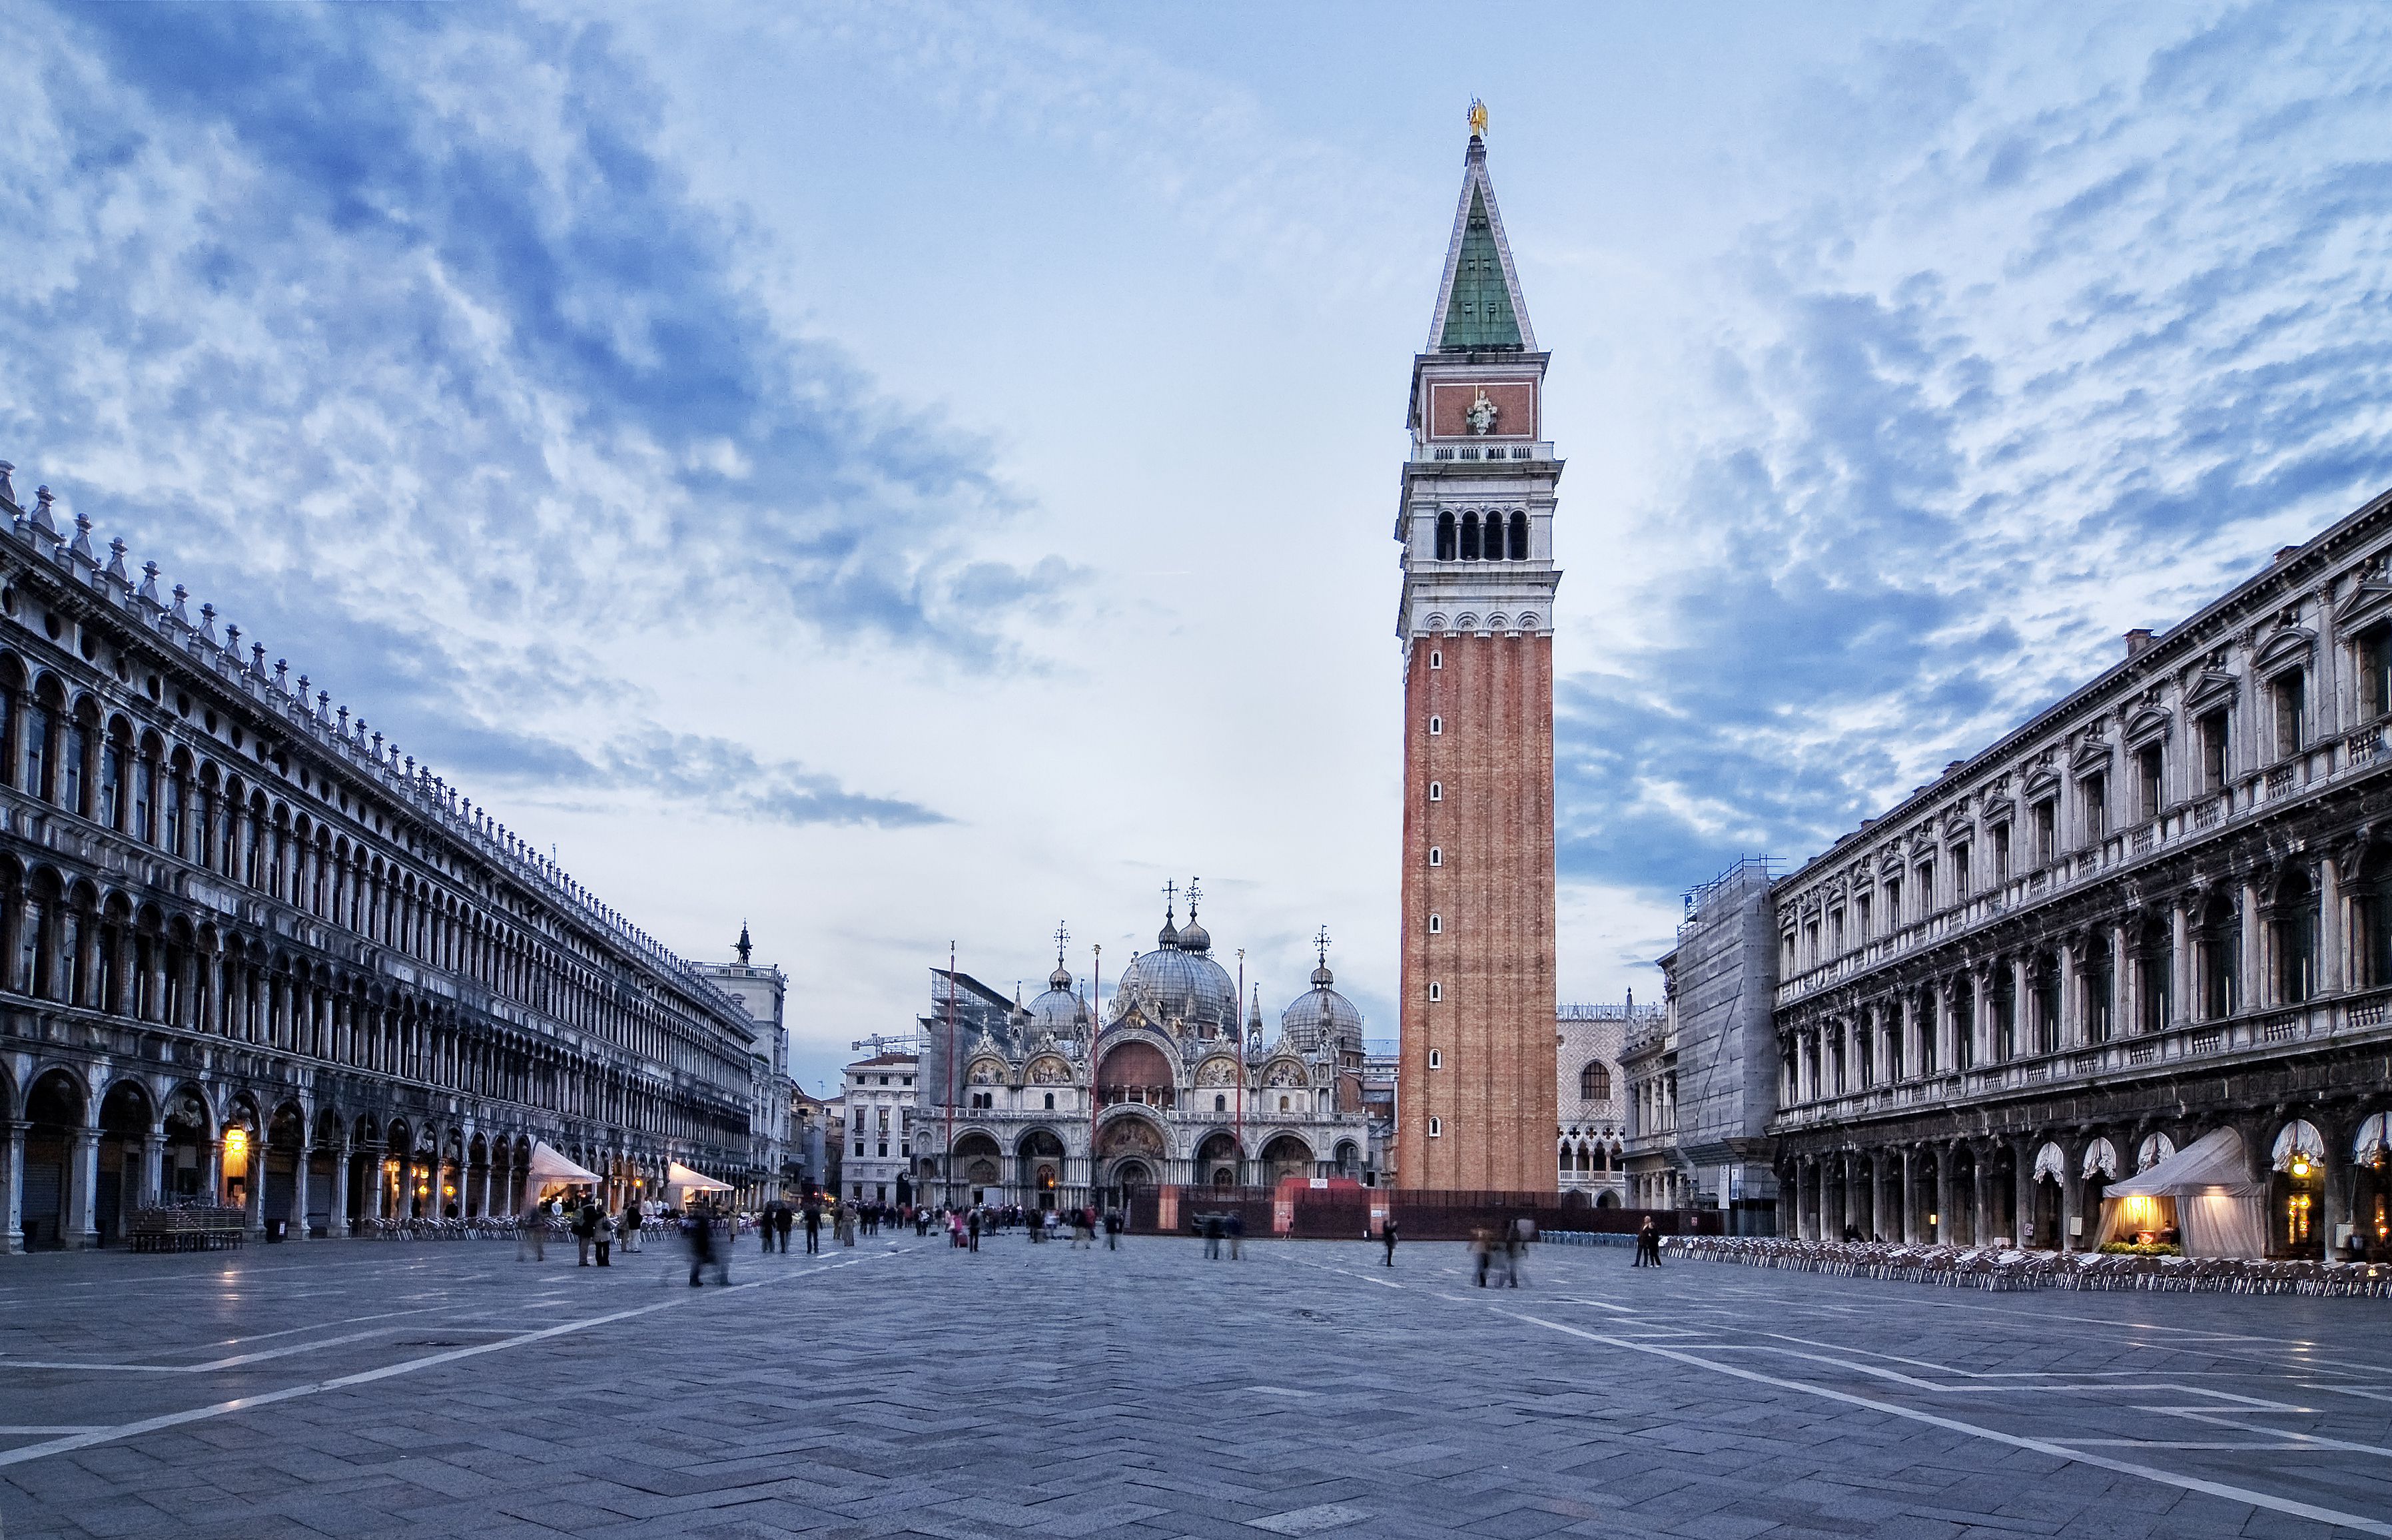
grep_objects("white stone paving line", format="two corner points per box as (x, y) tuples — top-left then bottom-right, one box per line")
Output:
(0, 1248), (900, 1469)
(1269, 1252), (2392, 1537)
(1499, 1310), (2392, 1539)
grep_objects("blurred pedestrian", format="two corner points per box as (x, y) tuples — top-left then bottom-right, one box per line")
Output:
(574, 1198), (598, 1267)
(1502, 1217), (1527, 1288)
(1470, 1228), (1493, 1286)
(1202, 1211), (1224, 1261)
(803, 1199), (822, 1254)
(1381, 1217), (1398, 1267)
(516, 1197), (547, 1262)
(620, 1198), (643, 1254)
(685, 1207), (729, 1286)
(774, 1200), (793, 1254)
(1226, 1210), (1244, 1260)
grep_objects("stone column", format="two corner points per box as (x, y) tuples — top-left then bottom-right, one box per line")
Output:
(2170, 899), (2193, 1026)
(71, 1128), (101, 1248)
(287, 1142), (310, 1242)
(2320, 855), (2345, 996)
(2240, 877), (2264, 1012)
(2108, 922), (2130, 1040)
(2314, 1122), (2338, 1264)
(2061, 1138), (2085, 1252)
(2010, 955), (2031, 1059)
(141, 1130), (165, 1209)
(1938, 1146), (1959, 1243)
(245, 1138), (266, 1234)
(3, 1121), (26, 1254)
(1900, 1146), (1918, 1244)
(2012, 1137), (2035, 1248)
(328, 1139), (350, 1237)
(2058, 939), (2080, 1048)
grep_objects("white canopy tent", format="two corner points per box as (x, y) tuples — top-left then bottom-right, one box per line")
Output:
(667, 1161), (733, 1199)
(2096, 1127), (2267, 1257)
(525, 1141), (602, 1187)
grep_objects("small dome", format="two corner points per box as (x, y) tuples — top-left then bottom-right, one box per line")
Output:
(1282, 976), (1364, 1053)
(1028, 982), (1082, 1030)
(1178, 913), (1212, 953)
(1157, 913), (1181, 949)
(1116, 944), (1238, 1032)
(1049, 962), (1073, 990)
(1311, 961), (1334, 987)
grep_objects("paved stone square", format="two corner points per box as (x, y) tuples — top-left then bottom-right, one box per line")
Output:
(1, 1233), (2389, 1539)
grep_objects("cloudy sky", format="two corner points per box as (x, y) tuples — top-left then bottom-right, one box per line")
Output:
(3, 3), (2389, 1092)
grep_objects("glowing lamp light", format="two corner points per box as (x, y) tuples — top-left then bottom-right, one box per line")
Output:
(442, 1183), (456, 1198)
(2291, 1156), (2312, 1180)
(223, 1128), (250, 1164)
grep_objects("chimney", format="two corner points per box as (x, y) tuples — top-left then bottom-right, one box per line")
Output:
(2124, 628), (2156, 659)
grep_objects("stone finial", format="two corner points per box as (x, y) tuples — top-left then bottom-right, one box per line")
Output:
(200, 603), (218, 643)
(139, 562), (162, 603)
(107, 537), (129, 581)
(295, 673), (307, 699)
(250, 643), (266, 673)
(70, 511), (94, 560)
(225, 622), (240, 652)
(0, 462), (14, 505)
(272, 657), (287, 689)
(336, 705), (349, 732)
(32, 486), (59, 537)
(372, 731), (384, 757)
(316, 689), (329, 720)
(171, 583), (191, 623)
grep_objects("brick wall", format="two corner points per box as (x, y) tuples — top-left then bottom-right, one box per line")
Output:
(1395, 631), (1558, 1190)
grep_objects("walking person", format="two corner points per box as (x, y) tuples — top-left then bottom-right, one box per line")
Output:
(1502, 1217), (1527, 1288)
(684, 1207), (723, 1287)
(967, 1208), (981, 1252)
(803, 1200), (822, 1254)
(1633, 1216), (1660, 1267)
(1202, 1211), (1224, 1261)
(620, 1198), (643, 1254)
(1381, 1216), (1399, 1267)
(517, 1196), (548, 1262)
(774, 1200), (793, 1254)
(1226, 1209), (1244, 1260)
(1105, 1208), (1122, 1251)
(574, 1197), (598, 1267)
(1470, 1227), (1493, 1286)
(594, 1209), (614, 1268)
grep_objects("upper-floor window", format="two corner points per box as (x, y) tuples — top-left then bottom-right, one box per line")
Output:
(2198, 709), (2231, 793)
(1952, 843), (1971, 899)
(2031, 800), (2056, 866)
(2271, 669), (2306, 758)
(2136, 743), (2165, 819)
(1854, 893), (1872, 939)
(2080, 772), (2107, 845)
(1915, 859), (1936, 913)
(1828, 908), (1843, 953)
(1579, 1061), (1611, 1100)
(1435, 512), (1456, 561)
(1991, 822), (2011, 882)
(1803, 921), (1820, 964)
(1884, 877), (1902, 927)
(2360, 623), (2392, 719)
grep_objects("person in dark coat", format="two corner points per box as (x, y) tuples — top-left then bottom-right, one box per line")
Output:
(685, 1206), (727, 1286)
(773, 1201), (793, 1254)
(803, 1200), (822, 1254)
(1381, 1217), (1399, 1267)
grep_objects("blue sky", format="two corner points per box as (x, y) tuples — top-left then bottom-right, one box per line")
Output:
(3, 3), (2388, 1092)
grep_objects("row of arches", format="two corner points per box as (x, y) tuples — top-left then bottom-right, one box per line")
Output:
(1785, 1108), (2391, 1260)
(1, 1060), (727, 1248)
(1432, 510), (1530, 562)
(934, 1119), (1363, 1210)
(0, 854), (747, 1152)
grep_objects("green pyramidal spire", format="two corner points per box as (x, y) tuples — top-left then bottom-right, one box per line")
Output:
(1438, 187), (1522, 350)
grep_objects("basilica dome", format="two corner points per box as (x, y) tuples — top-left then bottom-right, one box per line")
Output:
(1281, 957), (1364, 1052)
(1114, 909), (1238, 1032)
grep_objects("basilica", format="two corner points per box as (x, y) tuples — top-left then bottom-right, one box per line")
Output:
(921, 891), (1378, 1210)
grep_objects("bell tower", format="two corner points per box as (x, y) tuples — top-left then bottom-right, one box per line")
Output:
(1394, 105), (1561, 1192)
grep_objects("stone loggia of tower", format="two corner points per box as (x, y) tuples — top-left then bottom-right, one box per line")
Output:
(1392, 112), (1562, 1193)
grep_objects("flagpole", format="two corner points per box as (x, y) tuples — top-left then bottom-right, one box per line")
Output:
(1088, 943), (1102, 1214)
(1235, 950), (1246, 1191)
(944, 939), (957, 1211)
